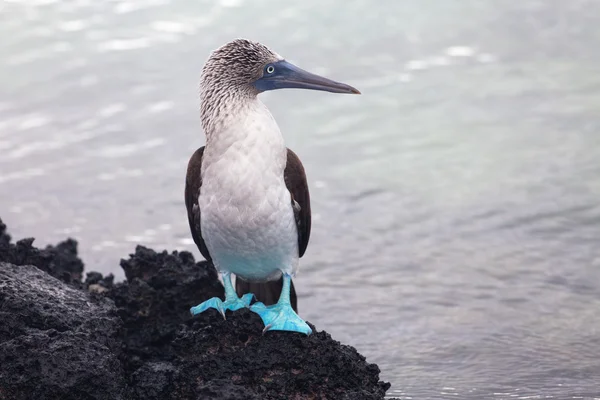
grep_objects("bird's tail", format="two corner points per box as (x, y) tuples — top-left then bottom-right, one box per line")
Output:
(235, 275), (298, 313)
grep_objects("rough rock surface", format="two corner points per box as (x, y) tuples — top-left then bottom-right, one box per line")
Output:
(0, 263), (127, 400)
(0, 218), (391, 399)
(0, 218), (84, 285)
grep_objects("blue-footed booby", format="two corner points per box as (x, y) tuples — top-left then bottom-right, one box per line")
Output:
(185, 39), (360, 335)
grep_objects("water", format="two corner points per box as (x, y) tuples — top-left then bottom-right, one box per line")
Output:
(2, 0), (600, 398)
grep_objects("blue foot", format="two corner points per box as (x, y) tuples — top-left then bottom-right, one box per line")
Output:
(190, 293), (253, 319)
(190, 271), (253, 319)
(250, 301), (312, 335)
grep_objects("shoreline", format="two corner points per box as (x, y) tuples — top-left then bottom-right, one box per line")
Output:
(0, 217), (392, 399)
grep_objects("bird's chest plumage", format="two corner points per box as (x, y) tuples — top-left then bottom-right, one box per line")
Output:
(198, 101), (298, 279)
(200, 146), (292, 236)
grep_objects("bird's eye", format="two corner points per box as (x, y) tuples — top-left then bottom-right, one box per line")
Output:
(265, 65), (275, 74)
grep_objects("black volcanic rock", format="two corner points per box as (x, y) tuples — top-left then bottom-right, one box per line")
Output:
(109, 245), (224, 376)
(0, 219), (9, 246)
(0, 263), (126, 400)
(0, 218), (391, 399)
(0, 217), (84, 284)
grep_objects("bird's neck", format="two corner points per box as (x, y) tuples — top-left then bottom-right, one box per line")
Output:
(201, 88), (248, 138)
(201, 94), (286, 166)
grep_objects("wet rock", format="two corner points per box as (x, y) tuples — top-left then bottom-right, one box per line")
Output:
(0, 218), (391, 399)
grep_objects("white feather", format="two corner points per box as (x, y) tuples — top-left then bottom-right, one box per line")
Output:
(199, 98), (299, 281)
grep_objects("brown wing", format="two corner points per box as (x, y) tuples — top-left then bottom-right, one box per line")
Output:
(184, 146), (211, 261)
(284, 148), (311, 257)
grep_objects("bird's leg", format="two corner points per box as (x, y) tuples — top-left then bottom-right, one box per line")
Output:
(249, 274), (312, 335)
(190, 271), (253, 319)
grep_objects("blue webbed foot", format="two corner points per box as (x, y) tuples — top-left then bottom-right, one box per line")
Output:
(250, 301), (312, 335)
(248, 273), (312, 335)
(190, 293), (253, 319)
(190, 271), (253, 319)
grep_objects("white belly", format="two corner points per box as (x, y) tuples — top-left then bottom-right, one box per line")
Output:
(199, 174), (298, 281)
(198, 99), (299, 281)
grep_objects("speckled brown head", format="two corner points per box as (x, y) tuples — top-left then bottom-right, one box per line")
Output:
(200, 39), (282, 97)
(199, 38), (360, 134)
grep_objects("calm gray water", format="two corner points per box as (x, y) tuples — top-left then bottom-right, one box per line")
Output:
(2, 0), (600, 398)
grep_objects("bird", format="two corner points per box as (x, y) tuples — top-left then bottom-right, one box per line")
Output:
(185, 39), (360, 335)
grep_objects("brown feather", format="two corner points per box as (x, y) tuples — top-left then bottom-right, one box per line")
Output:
(184, 147), (211, 262)
(284, 148), (312, 257)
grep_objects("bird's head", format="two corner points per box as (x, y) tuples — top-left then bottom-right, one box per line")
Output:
(200, 39), (360, 98)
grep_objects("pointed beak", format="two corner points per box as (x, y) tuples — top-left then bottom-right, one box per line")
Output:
(255, 60), (361, 95)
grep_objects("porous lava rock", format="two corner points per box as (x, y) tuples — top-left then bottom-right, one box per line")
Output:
(0, 263), (126, 400)
(0, 217), (391, 399)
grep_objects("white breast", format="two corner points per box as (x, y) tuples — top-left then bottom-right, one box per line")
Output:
(199, 99), (299, 281)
